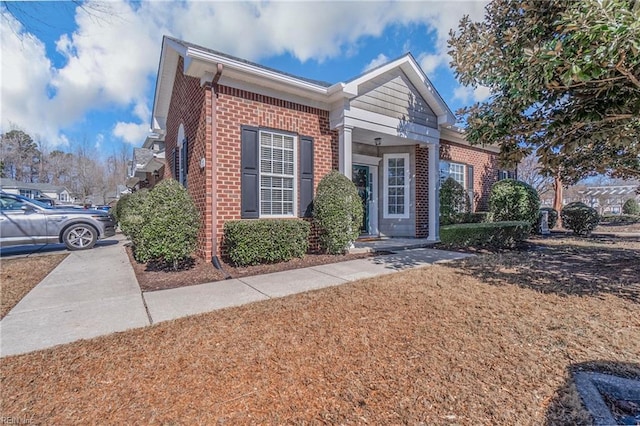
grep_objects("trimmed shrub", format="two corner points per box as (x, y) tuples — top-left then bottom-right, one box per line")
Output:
(134, 180), (200, 268)
(313, 170), (363, 254)
(224, 219), (310, 266)
(622, 198), (640, 215)
(440, 177), (471, 225)
(488, 179), (540, 226)
(561, 202), (600, 236)
(601, 214), (640, 224)
(537, 207), (558, 232)
(112, 193), (130, 223)
(460, 211), (489, 224)
(440, 221), (531, 249)
(117, 189), (149, 244)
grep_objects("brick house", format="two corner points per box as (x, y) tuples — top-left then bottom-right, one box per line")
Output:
(149, 36), (503, 260)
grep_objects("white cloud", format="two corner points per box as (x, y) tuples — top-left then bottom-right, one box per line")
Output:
(453, 84), (492, 103)
(363, 53), (389, 72)
(1, 0), (491, 149)
(113, 121), (149, 145)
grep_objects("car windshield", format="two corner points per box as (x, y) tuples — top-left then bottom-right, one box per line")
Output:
(30, 199), (55, 209)
(10, 194), (54, 209)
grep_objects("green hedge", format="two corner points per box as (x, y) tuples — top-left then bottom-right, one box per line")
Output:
(224, 219), (310, 266)
(441, 211), (489, 225)
(440, 221), (531, 249)
(489, 179), (540, 226)
(561, 202), (600, 236)
(440, 177), (471, 225)
(600, 214), (640, 224)
(117, 189), (149, 245)
(313, 170), (363, 254)
(134, 180), (200, 268)
(622, 199), (640, 215)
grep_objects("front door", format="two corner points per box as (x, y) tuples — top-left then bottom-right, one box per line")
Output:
(352, 165), (369, 234)
(352, 164), (378, 235)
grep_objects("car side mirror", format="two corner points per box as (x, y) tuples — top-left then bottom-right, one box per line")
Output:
(21, 205), (36, 212)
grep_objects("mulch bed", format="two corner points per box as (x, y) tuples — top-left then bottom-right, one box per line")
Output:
(126, 245), (383, 292)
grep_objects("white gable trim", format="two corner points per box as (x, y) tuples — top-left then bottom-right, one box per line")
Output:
(151, 38), (457, 139)
(342, 54), (455, 126)
(339, 107), (440, 145)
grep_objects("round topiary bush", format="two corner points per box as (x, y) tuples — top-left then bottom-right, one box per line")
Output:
(134, 179), (200, 269)
(440, 177), (471, 225)
(561, 202), (600, 236)
(313, 170), (363, 255)
(537, 207), (558, 231)
(488, 179), (541, 226)
(117, 189), (149, 244)
(622, 198), (640, 215)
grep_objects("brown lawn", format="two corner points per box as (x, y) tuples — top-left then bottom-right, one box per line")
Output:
(1, 237), (638, 425)
(0, 254), (68, 318)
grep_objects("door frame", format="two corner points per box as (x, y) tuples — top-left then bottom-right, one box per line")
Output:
(353, 154), (380, 236)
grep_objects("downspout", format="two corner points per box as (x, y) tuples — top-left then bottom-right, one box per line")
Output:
(209, 63), (230, 277)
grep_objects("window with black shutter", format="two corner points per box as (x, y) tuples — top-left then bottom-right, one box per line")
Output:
(240, 126), (314, 219)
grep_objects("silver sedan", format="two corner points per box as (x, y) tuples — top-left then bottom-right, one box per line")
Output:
(0, 192), (116, 250)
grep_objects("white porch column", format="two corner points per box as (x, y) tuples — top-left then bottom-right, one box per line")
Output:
(338, 125), (353, 179)
(428, 142), (440, 241)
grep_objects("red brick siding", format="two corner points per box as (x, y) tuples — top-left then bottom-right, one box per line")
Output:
(214, 85), (338, 256)
(415, 145), (429, 238)
(440, 140), (499, 211)
(164, 58), (213, 259)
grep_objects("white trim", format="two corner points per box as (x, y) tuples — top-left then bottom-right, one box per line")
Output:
(428, 143), (440, 242)
(382, 153), (410, 220)
(352, 163), (380, 236)
(352, 154), (381, 167)
(177, 124), (186, 186)
(369, 165), (379, 235)
(258, 130), (298, 218)
(338, 126), (353, 179)
(336, 107), (441, 145)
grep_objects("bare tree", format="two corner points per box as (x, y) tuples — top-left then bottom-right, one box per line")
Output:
(518, 154), (554, 197)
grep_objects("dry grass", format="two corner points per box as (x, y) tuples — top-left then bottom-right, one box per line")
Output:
(0, 254), (68, 318)
(1, 238), (639, 425)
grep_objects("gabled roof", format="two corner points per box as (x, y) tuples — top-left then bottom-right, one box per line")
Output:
(152, 36), (457, 133)
(342, 53), (455, 125)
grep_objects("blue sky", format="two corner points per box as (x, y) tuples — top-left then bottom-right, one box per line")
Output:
(1, 1), (489, 159)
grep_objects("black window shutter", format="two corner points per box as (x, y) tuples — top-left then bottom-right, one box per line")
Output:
(172, 148), (179, 180)
(241, 126), (260, 219)
(299, 135), (314, 217)
(182, 137), (189, 186)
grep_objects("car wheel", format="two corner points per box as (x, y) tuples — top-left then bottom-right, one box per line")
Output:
(63, 224), (97, 250)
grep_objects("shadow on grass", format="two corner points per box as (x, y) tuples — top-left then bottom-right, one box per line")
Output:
(370, 248), (472, 271)
(545, 361), (640, 426)
(440, 238), (640, 304)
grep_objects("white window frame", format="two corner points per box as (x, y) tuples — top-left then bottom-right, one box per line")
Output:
(383, 153), (410, 219)
(258, 130), (297, 218)
(440, 161), (465, 187)
(177, 124), (187, 187)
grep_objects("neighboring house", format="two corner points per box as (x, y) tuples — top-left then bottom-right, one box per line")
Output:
(148, 36), (505, 260)
(0, 178), (73, 203)
(581, 185), (640, 214)
(125, 140), (165, 191)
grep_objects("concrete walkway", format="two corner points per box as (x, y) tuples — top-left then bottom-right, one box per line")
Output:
(0, 237), (472, 357)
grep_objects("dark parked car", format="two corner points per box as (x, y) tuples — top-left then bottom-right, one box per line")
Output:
(0, 192), (116, 250)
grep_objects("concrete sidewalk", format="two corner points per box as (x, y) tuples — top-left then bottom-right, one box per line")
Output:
(1, 237), (472, 357)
